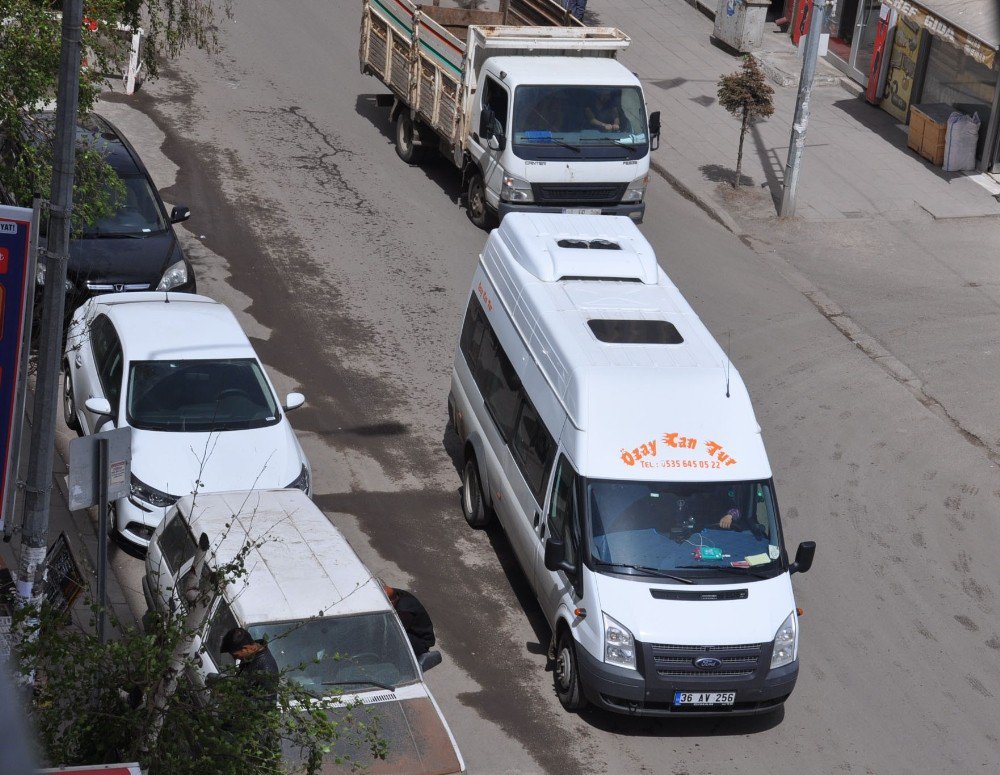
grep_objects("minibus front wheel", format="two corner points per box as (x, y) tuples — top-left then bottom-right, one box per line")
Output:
(461, 455), (492, 529)
(554, 627), (588, 712)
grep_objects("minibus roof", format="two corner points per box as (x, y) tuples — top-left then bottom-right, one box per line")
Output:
(179, 489), (389, 624)
(483, 214), (771, 481)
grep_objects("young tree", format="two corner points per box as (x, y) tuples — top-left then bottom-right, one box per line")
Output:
(7, 528), (386, 773)
(0, 0), (232, 229)
(716, 55), (774, 189)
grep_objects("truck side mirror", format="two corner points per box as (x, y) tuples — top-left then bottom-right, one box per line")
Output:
(648, 111), (661, 150)
(487, 134), (505, 152)
(544, 536), (575, 575)
(789, 541), (816, 574)
(418, 650), (442, 672)
(479, 106), (495, 140)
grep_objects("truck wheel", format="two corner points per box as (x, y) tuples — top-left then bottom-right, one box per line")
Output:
(466, 171), (496, 230)
(554, 627), (588, 711)
(395, 112), (426, 164)
(461, 455), (492, 529)
(62, 364), (81, 433)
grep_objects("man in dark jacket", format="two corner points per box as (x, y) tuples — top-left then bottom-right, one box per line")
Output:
(221, 627), (280, 707)
(382, 583), (435, 656)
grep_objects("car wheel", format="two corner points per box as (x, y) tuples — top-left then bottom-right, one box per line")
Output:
(461, 455), (492, 529)
(466, 171), (496, 230)
(554, 627), (588, 711)
(62, 364), (81, 433)
(395, 112), (427, 164)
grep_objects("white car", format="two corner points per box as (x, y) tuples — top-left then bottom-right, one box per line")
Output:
(63, 292), (310, 550)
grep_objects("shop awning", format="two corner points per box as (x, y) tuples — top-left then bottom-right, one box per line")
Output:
(882, 0), (1000, 68)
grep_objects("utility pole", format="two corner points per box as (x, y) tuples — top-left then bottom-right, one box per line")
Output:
(16, 0), (85, 606)
(779, 0), (827, 217)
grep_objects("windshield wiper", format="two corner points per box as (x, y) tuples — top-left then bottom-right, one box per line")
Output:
(676, 565), (771, 579)
(321, 679), (396, 692)
(594, 561), (693, 584)
(610, 138), (638, 154)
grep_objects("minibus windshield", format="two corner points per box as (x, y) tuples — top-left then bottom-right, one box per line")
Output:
(249, 612), (420, 695)
(587, 479), (785, 579)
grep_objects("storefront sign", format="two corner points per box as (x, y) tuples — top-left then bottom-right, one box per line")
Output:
(0, 204), (36, 535)
(881, 16), (922, 121)
(881, 0), (996, 68)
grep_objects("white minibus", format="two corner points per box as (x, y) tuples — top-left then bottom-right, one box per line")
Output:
(448, 213), (815, 716)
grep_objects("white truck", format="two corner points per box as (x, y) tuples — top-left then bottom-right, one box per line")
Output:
(359, 0), (661, 227)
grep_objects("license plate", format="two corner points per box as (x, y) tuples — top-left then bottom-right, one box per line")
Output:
(673, 691), (736, 706)
(562, 207), (602, 215)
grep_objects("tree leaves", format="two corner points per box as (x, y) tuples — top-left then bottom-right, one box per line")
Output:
(717, 55), (775, 125)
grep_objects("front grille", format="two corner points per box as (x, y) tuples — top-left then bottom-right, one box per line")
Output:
(531, 182), (628, 206)
(649, 642), (764, 679)
(85, 282), (150, 292)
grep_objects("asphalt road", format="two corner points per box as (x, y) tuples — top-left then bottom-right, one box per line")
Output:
(94, 0), (1000, 771)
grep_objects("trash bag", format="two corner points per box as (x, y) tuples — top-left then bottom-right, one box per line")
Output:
(943, 111), (980, 172)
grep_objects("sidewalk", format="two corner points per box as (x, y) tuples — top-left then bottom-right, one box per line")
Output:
(1, 392), (138, 640)
(600, 0), (1000, 225)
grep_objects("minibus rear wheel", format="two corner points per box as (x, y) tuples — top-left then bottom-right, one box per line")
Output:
(462, 456), (491, 529)
(554, 627), (587, 711)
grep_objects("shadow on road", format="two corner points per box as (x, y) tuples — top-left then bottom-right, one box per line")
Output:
(355, 93), (466, 208)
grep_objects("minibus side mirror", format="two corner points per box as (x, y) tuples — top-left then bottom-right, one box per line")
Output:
(648, 110), (661, 151)
(789, 541), (816, 574)
(544, 536), (576, 575)
(418, 650), (442, 672)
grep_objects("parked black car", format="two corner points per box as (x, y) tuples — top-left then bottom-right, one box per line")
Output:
(1, 112), (195, 309)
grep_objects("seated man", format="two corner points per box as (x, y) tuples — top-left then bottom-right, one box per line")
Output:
(584, 89), (622, 132)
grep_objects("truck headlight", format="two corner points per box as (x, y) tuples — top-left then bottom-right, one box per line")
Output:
(156, 260), (189, 291)
(286, 464), (310, 495)
(129, 474), (179, 509)
(770, 611), (798, 669)
(621, 174), (649, 203)
(603, 612), (636, 670)
(500, 174), (533, 203)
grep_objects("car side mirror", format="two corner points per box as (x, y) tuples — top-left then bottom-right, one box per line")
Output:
(85, 397), (113, 416)
(789, 541), (816, 574)
(648, 111), (661, 150)
(544, 536), (575, 575)
(487, 134), (505, 152)
(479, 106), (495, 139)
(205, 672), (222, 687)
(283, 392), (305, 412)
(170, 205), (191, 224)
(418, 650), (442, 672)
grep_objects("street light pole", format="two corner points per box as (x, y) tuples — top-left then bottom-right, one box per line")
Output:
(16, 0), (85, 606)
(780, 0), (828, 217)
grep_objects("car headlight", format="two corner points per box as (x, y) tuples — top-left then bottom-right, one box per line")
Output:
(770, 611), (799, 669)
(156, 260), (189, 291)
(129, 474), (179, 509)
(621, 174), (649, 203)
(603, 612), (636, 670)
(36, 262), (75, 291)
(500, 174), (533, 203)
(286, 464), (310, 495)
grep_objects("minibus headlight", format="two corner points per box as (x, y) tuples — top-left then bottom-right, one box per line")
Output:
(770, 611), (798, 669)
(622, 174), (649, 203)
(603, 612), (636, 670)
(500, 174), (533, 203)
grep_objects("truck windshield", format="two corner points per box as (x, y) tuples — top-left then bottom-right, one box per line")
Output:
(587, 479), (786, 580)
(512, 85), (649, 161)
(250, 612), (420, 696)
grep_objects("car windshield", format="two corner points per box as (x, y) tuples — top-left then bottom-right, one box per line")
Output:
(587, 479), (785, 579)
(81, 174), (166, 237)
(512, 85), (648, 160)
(250, 613), (419, 696)
(126, 358), (281, 432)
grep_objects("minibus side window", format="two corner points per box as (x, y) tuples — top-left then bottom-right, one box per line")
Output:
(159, 511), (197, 576)
(479, 329), (521, 441)
(460, 295), (488, 370)
(547, 456), (579, 567)
(511, 398), (556, 502)
(205, 598), (239, 668)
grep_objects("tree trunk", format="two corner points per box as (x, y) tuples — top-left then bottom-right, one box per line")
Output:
(735, 107), (749, 188)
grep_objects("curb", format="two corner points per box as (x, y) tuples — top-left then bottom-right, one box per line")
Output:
(650, 159), (741, 234)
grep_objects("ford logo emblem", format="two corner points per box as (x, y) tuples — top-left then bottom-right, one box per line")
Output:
(694, 657), (722, 670)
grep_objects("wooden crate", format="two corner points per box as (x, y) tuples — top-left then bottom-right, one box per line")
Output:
(908, 104), (950, 167)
